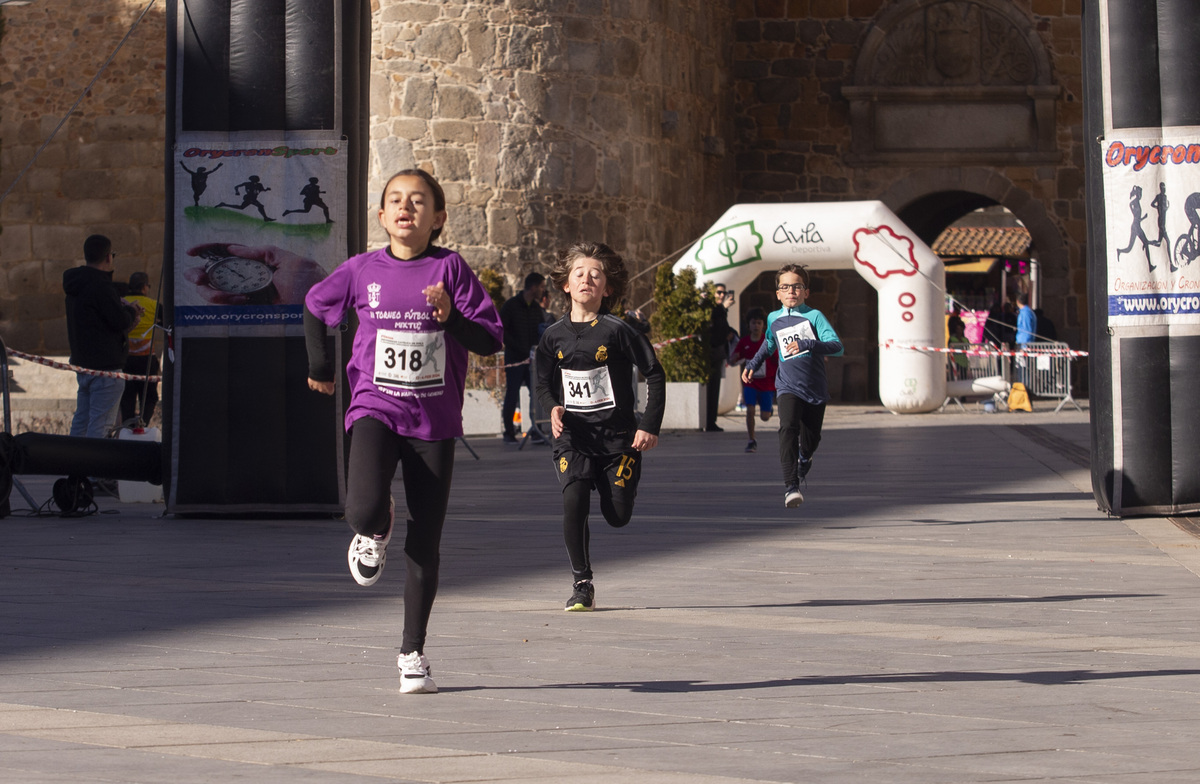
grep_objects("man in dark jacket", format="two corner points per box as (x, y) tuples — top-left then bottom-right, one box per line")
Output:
(499, 271), (546, 444)
(705, 283), (735, 432)
(63, 235), (141, 438)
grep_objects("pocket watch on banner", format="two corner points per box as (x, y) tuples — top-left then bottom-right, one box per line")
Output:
(197, 247), (277, 303)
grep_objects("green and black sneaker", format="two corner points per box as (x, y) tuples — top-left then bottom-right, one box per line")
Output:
(565, 579), (595, 612)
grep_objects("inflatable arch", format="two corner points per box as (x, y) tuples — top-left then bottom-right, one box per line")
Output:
(673, 202), (948, 414)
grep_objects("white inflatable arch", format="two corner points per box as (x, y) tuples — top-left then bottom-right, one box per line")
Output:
(674, 202), (947, 414)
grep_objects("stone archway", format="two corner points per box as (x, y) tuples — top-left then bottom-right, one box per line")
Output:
(879, 167), (1066, 273)
(877, 167), (1071, 337)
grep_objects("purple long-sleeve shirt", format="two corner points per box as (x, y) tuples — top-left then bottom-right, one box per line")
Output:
(305, 246), (502, 440)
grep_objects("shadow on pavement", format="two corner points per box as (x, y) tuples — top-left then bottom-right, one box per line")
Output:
(0, 422), (1102, 656)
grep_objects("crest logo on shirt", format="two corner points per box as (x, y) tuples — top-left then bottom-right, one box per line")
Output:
(595, 345), (608, 363)
(556, 350), (563, 360)
(559, 457), (568, 473)
(367, 282), (382, 309)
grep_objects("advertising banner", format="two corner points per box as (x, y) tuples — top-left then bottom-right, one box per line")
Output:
(173, 142), (346, 328)
(1101, 135), (1200, 325)
(164, 0), (368, 513)
(1086, 0), (1200, 516)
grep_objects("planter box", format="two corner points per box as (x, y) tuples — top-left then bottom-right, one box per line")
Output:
(462, 389), (501, 437)
(656, 381), (707, 431)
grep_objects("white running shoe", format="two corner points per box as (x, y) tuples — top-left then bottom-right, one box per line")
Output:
(398, 651), (438, 694)
(347, 496), (394, 587)
(784, 485), (804, 507)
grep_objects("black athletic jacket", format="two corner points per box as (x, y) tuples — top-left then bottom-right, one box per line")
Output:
(535, 312), (666, 455)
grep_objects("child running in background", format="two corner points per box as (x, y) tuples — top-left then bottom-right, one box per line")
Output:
(304, 169), (503, 693)
(534, 242), (666, 612)
(742, 264), (843, 508)
(727, 306), (776, 453)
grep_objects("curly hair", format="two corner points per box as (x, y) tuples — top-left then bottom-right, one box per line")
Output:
(549, 241), (629, 312)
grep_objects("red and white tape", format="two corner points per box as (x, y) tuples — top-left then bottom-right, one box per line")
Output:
(652, 334), (700, 349)
(882, 340), (1088, 359)
(4, 347), (163, 382)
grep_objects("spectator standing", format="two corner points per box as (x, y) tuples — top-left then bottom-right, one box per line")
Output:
(63, 235), (142, 438)
(1014, 292), (1037, 387)
(500, 272), (547, 444)
(705, 283), (735, 432)
(119, 272), (162, 427)
(1015, 292), (1037, 345)
(947, 315), (970, 381)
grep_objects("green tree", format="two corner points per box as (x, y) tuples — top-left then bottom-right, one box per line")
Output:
(650, 264), (713, 382)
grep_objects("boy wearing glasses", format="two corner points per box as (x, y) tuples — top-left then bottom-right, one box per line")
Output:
(741, 264), (843, 507)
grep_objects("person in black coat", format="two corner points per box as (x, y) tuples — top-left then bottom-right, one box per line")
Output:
(63, 235), (141, 438)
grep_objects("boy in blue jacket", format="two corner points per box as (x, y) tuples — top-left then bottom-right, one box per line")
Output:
(742, 264), (843, 507)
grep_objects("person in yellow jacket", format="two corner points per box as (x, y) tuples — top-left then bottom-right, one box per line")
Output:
(119, 272), (162, 427)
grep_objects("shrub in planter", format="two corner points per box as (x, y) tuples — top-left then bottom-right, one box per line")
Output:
(476, 266), (506, 312)
(650, 264), (712, 382)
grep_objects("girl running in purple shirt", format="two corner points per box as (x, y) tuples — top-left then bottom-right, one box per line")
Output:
(304, 170), (502, 694)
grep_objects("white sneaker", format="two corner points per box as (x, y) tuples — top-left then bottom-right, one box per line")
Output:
(784, 485), (804, 507)
(348, 496), (394, 586)
(398, 651), (438, 694)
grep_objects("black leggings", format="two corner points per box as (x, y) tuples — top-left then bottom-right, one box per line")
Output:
(120, 354), (160, 425)
(345, 416), (455, 654)
(562, 475), (635, 582)
(777, 393), (826, 487)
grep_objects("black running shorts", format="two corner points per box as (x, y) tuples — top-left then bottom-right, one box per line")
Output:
(553, 447), (642, 497)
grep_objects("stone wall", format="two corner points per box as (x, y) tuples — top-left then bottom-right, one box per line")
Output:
(1, 0), (1089, 405)
(0, 0), (167, 354)
(732, 0), (1088, 396)
(0, 0), (735, 351)
(369, 0), (736, 309)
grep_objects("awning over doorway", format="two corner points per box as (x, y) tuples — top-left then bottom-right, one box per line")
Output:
(932, 226), (1031, 258)
(943, 257), (999, 274)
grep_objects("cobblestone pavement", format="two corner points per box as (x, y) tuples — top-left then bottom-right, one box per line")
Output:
(6, 402), (1200, 783)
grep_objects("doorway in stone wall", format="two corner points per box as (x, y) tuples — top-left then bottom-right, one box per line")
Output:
(898, 192), (1042, 348)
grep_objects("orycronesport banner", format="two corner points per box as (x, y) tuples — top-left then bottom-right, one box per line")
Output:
(1085, 0), (1200, 515)
(164, 0), (369, 513)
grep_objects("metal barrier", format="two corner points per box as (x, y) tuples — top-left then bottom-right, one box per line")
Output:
(942, 343), (1007, 412)
(946, 342), (1002, 383)
(1020, 341), (1083, 413)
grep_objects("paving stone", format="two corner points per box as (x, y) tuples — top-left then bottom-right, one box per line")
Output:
(6, 405), (1200, 783)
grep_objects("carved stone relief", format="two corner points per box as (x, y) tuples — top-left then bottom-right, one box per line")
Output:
(845, 0), (1058, 165)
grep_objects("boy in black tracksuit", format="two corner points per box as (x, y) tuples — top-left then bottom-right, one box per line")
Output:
(535, 242), (665, 611)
